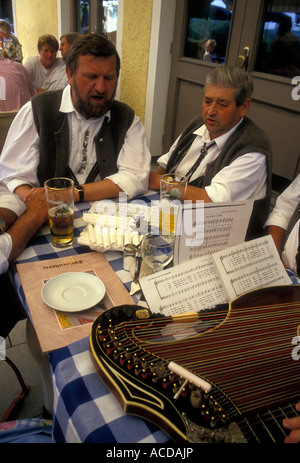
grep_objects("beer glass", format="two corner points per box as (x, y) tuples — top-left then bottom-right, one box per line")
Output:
(159, 173), (188, 235)
(45, 177), (74, 247)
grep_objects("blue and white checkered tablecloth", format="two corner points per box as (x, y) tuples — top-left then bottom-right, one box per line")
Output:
(11, 191), (171, 443)
(49, 336), (169, 443)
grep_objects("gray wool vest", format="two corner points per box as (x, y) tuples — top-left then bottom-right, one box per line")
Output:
(165, 116), (273, 240)
(31, 89), (135, 186)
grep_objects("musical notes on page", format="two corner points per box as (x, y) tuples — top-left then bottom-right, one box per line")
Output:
(213, 236), (291, 301)
(174, 200), (254, 265)
(139, 236), (291, 317)
(140, 255), (228, 316)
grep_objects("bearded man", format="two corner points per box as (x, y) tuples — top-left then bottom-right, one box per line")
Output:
(0, 34), (151, 203)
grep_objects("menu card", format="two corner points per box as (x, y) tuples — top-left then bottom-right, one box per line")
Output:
(17, 252), (134, 352)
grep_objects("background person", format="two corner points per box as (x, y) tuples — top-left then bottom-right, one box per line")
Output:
(203, 39), (216, 62)
(0, 57), (36, 111)
(59, 32), (80, 61)
(266, 173), (300, 275)
(0, 19), (23, 63)
(24, 34), (67, 93)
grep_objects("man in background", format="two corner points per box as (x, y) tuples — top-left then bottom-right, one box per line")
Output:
(59, 32), (80, 61)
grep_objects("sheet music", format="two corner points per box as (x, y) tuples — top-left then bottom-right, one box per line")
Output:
(139, 235), (291, 317)
(174, 200), (254, 265)
(139, 255), (228, 316)
(213, 235), (291, 301)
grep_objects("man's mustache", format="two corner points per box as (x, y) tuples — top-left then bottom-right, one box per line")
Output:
(89, 91), (105, 98)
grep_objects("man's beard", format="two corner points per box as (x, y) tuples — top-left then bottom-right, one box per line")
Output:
(72, 81), (116, 119)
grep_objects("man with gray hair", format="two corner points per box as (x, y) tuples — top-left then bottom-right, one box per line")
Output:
(149, 66), (272, 239)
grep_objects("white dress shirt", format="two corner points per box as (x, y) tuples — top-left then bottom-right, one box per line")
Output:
(265, 174), (300, 273)
(0, 85), (151, 199)
(0, 182), (26, 274)
(157, 120), (267, 202)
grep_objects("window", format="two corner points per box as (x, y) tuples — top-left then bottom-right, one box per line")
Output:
(184, 0), (233, 64)
(74, 0), (91, 34)
(0, 0), (13, 31)
(73, 0), (118, 36)
(255, 0), (300, 78)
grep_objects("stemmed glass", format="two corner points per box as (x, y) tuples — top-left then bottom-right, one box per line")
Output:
(140, 234), (174, 273)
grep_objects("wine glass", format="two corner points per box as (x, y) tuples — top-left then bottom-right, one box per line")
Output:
(140, 234), (174, 273)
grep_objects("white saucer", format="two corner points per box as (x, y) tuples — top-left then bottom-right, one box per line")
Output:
(41, 272), (106, 312)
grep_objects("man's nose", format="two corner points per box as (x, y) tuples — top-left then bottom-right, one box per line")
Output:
(94, 77), (106, 93)
(207, 102), (217, 114)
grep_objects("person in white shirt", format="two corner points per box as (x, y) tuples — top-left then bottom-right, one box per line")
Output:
(149, 66), (272, 239)
(0, 182), (47, 274)
(265, 173), (300, 275)
(0, 34), (151, 204)
(24, 34), (67, 93)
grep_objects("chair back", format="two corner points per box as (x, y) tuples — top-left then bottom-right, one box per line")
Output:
(0, 111), (18, 154)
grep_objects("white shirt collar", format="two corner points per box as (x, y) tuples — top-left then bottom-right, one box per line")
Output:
(59, 84), (111, 122)
(193, 118), (244, 150)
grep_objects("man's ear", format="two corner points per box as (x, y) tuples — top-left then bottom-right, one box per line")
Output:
(241, 97), (251, 117)
(66, 67), (72, 85)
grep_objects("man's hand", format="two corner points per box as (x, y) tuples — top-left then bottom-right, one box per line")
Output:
(25, 188), (48, 224)
(22, 187), (45, 203)
(283, 403), (300, 443)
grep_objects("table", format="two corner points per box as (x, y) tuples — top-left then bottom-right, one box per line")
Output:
(11, 191), (171, 443)
(11, 192), (300, 444)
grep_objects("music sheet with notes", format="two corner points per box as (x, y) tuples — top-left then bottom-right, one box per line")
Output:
(140, 236), (291, 316)
(173, 200), (254, 265)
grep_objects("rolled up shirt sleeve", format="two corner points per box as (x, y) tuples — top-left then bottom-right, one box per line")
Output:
(0, 101), (40, 193)
(0, 182), (26, 216)
(106, 115), (151, 199)
(205, 152), (267, 202)
(0, 233), (12, 274)
(265, 174), (300, 230)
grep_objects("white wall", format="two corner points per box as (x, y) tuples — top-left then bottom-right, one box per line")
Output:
(117, 0), (176, 155)
(58, 0), (72, 36)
